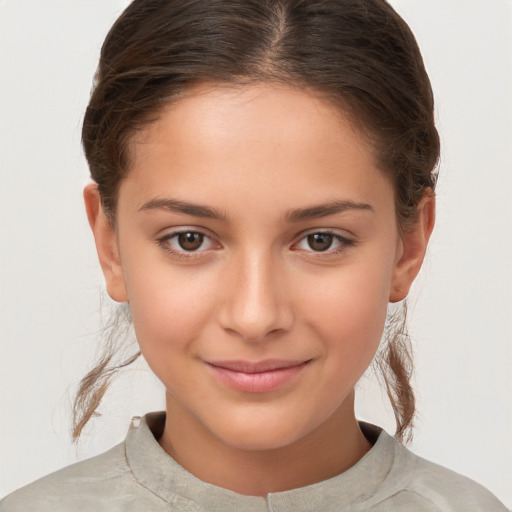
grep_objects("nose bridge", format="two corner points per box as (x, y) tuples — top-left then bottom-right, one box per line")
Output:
(220, 246), (292, 342)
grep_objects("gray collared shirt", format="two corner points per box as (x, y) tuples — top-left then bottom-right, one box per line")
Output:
(0, 412), (507, 511)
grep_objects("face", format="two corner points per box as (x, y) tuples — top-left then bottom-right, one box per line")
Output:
(88, 83), (429, 452)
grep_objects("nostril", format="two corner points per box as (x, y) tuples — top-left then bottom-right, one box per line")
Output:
(222, 325), (285, 343)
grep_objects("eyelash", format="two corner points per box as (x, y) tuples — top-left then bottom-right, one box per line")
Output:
(156, 229), (355, 259)
(292, 231), (355, 256)
(157, 230), (218, 260)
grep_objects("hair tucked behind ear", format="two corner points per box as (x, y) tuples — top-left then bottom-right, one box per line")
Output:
(72, 302), (140, 440)
(376, 302), (415, 443)
(75, 0), (440, 441)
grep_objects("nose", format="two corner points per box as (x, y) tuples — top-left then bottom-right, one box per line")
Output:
(218, 250), (294, 343)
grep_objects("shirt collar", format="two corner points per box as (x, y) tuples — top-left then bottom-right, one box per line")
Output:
(125, 411), (396, 512)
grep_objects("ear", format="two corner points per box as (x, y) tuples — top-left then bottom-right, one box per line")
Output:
(84, 184), (128, 302)
(389, 190), (436, 303)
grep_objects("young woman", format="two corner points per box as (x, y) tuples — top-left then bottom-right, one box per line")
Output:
(1, 0), (508, 510)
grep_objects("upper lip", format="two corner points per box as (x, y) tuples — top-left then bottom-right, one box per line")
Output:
(206, 359), (310, 373)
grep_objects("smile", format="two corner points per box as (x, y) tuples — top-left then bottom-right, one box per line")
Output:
(205, 359), (311, 393)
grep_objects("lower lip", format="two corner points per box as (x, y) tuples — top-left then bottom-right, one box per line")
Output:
(207, 362), (309, 393)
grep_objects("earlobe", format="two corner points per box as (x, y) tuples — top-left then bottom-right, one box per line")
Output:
(83, 184), (128, 303)
(389, 190), (436, 303)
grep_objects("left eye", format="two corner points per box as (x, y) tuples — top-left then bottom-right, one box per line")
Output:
(160, 231), (215, 252)
(295, 232), (352, 253)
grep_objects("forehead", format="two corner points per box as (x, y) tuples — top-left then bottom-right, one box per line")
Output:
(123, 83), (393, 214)
(133, 82), (366, 156)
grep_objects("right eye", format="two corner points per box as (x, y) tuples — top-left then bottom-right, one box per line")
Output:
(158, 230), (217, 256)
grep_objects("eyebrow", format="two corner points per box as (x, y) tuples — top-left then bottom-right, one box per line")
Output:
(285, 200), (374, 222)
(139, 198), (228, 221)
(139, 198), (373, 223)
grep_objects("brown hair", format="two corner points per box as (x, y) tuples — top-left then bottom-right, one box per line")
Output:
(75, 0), (439, 442)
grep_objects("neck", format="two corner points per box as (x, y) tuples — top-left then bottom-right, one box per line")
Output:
(158, 392), (371, 496)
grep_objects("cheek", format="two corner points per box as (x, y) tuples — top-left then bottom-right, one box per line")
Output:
(124, 264), (215, 364)
(299, 260), (392, 363)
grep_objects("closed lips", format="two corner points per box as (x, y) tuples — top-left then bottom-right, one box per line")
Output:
(206, 360), (311, 373)
(205, 360), (311, 393)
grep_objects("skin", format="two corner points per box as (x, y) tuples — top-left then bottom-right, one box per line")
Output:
(85, 83), (435, 496)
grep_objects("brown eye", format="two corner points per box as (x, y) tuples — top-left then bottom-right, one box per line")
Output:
(158, 230), (218, 257)
(307, 233), (333, 251)
(177, 232), (204, 251)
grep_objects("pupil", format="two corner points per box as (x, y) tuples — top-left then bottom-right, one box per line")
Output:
(178, 232), (203, 251)
(308, 233), (333, 251)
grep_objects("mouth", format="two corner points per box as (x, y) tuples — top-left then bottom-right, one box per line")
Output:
(205, 359), (311, 393)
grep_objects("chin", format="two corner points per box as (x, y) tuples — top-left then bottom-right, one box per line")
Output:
(211, 413), (315, 452)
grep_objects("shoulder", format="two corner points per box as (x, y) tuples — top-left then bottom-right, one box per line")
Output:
(378, 436), (508, 511)
(0, 442), (166, 512)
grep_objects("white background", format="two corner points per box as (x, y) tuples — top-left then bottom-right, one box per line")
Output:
(0, 0), (511, 506)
